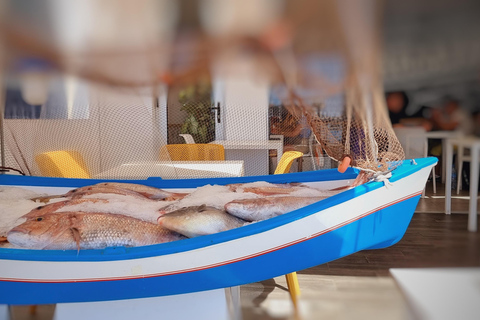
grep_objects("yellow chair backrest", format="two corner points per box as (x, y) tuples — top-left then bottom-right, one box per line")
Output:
(274, 151), (304, 174)
(160, 144), (225, 161)
(35, 150), (91, 178)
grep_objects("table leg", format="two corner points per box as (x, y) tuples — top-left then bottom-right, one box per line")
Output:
(468, 146), (479, 232)
(276, 146), (283, 168)
(442, 138), (447, 184)
(445, 141), (453, 215)
(0, 305), (9, 320)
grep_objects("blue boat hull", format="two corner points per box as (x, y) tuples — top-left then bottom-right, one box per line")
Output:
(0, 158), (436, 305)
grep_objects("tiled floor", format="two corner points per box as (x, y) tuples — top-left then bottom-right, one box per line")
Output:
(5, 182), (480, 320)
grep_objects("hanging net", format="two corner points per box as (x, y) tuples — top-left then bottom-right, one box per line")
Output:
(0, 0), (404, 180)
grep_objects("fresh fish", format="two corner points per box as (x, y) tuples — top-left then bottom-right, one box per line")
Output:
(227, 182), (308, 196)
(65, 186), (154, 200)
(31, 184), (188, 203)
(93, 182), (188, 200)
(31, 186), (155, 203)
(25, 192), (174, 224)
(158, 205), (246, 238)
(57, 194), (171, 223)
(22, 198), (109, 219)
(7, 212), (185, 250)
(225, 196), (326, 221)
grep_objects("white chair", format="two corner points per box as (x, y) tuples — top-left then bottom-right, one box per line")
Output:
(394, 127), (436, 196)
(456, 145), (480, 194)
(300, 132), (325, 171)
(179, 134), (195, 144)
(270, 134), (322, 172)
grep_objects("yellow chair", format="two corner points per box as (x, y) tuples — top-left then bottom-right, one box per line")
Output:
(274, 151), (304, 309)
(160, 144), (225, 161)
(35, 150), (91, 178)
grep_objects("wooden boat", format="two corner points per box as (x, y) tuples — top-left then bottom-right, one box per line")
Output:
(0, 157), (436, 305)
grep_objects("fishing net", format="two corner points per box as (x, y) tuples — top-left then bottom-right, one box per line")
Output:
(0, 0), (404, 180)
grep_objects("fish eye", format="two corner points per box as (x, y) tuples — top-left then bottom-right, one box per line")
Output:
(36, 217), (43, 221)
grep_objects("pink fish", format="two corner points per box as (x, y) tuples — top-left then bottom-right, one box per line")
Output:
(8, 212), (185, 250)
(225, 196), (326, 221)
(93, 182), (188, 200)
(158, 205), (246, 238)
(227, 182), (307, 196)
(22, 198), (109, 219)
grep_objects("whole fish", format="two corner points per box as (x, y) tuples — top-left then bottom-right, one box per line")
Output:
(93, 182), (188, 200)
(158, 205), (246, 238)
(31, 185), (155, 203)
(67, 186), (154, 200)
(227, 182), (308, 196)
(225, 196), (326, 221)
(22, 198), (109, 219)
(7, 212), (185, 250)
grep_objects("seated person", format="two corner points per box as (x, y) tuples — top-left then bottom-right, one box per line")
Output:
(386, 91), (433, 131)
(431, 98), (473, 135)
(386, 91), (408, 127)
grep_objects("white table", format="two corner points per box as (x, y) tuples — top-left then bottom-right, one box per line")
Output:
(445, 136), (480, 232)
(211, 140), (283, 176)
(425, 130), (463, 183)
(391, 268), (480, 320)
(94, 161), (244, 180)
(0, 304), (8, 320)
(51, 287), (241, 320)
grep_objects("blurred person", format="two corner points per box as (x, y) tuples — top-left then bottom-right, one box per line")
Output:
(431, 98), (473, 135)
(386, 91), (433, 131)
(386, 91), (408, 127)
(430, 98), (474, 182)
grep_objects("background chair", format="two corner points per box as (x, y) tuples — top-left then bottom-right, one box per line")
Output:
(179, 134), (195, 144)
(456, 145), (480, 194)
(35, 150), (91, 178)
(274, 150), (304, 309)
(160, 144), (225, 161)
(394, 127), (436, 195)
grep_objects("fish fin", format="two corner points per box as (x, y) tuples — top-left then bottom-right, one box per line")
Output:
(70, 227), (81, 253)
(329, 185), (349, 191)
(30, 196), (58, 203)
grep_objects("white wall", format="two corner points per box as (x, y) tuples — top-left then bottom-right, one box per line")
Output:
(4, 85), (165, 177)
(223, 77), (269, 141)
